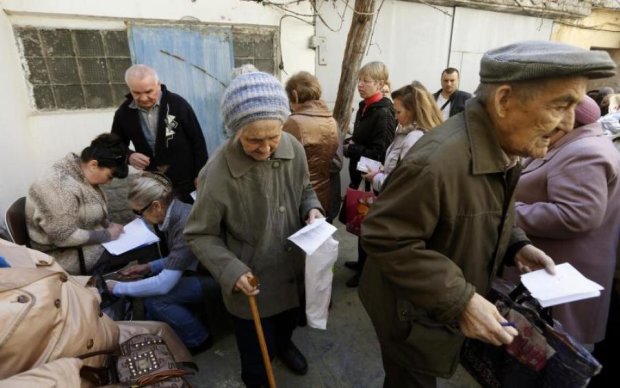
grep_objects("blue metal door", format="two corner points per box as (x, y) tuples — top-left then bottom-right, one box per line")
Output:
(128, 24), (233, 154)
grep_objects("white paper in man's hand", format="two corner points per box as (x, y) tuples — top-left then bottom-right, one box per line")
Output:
(102, 218), (159, 255)
(288, 218), (337, 255)
(521, 263), (603, 308)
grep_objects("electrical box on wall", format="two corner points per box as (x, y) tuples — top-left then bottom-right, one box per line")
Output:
(308, 36), (327, 66)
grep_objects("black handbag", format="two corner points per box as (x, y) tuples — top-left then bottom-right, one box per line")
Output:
(461, 279), (601, 388)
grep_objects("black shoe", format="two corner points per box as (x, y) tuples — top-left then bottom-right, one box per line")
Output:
(189, 335), (213, 355)
(344, 261), (359, 270)
(277, 342), (308, 375)
(346, 274), (360, 288)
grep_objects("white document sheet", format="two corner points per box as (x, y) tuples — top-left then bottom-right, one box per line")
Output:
(521, 263), (603, 308)
(102, 218), (159, 256)
(288, 218), (337, 255)
(356, 156), (382, 173)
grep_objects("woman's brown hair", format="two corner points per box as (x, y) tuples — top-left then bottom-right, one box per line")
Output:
(391, 81), (443, 131)
(285, 71), (322, 104)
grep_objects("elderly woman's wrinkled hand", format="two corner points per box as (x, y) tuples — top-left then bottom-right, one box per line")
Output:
(305, 208), (324, 224)
(234, 272), (260, 296)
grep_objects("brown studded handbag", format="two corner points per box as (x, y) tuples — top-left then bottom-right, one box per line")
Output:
(80, 334), (192, 387)
(116, 334), (191, 387)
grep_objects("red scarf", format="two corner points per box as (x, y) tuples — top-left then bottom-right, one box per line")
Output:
(362, 92), (383, 115)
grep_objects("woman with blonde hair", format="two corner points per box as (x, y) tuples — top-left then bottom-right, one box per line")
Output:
(343, 61), (397, 287)
(363, 81), (443, 192)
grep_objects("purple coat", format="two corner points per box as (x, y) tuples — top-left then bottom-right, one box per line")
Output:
(514, 122), (620, 344)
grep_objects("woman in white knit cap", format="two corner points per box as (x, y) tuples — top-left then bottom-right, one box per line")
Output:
(185, 67), (323, 387)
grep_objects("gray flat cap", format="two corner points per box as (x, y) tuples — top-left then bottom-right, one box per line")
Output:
(480, 40), (616, 83)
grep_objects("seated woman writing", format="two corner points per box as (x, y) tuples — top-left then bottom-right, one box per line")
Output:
(26, 133), (128, 275)
(105, 172), (214, 354)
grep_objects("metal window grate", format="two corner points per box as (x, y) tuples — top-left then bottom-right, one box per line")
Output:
(15, 27), (132, 110)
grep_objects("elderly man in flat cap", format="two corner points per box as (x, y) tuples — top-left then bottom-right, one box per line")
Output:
(358, 40), (616, 387)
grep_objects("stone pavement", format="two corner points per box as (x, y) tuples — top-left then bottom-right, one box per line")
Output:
(185, 220), (480, 388)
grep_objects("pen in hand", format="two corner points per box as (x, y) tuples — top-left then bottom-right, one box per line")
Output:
(501, 322), (517, 328)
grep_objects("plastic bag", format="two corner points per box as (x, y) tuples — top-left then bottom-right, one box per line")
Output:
(305, 237), (339, 329)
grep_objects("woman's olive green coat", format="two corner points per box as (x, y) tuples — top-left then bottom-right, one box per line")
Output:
(185, 132), (322, 319)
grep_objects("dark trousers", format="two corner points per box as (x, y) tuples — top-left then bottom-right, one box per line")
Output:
(356, 238), (368, 276)
(232, 307), (299, 388)
(382, 352), (437, 388)
(92, 242), (161, 275)
(326, 172), (342, 223)
(589, 279), (620, 387)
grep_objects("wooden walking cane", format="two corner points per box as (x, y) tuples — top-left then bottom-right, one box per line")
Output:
(248, 276), (277, 388)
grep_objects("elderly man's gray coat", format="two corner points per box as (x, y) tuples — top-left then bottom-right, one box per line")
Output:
(184, 132), (322, 319)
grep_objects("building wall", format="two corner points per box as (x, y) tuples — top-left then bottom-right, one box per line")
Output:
(0, 0), (315, 221)
(314, 0), (453, 108)
(551, 8), (620, 90)
(449, 7), (553, 94)
(315, 1), (552, 111)
(314, 0), (552, 191)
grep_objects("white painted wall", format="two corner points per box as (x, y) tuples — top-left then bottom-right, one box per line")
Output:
(0, 0), (315, 222)
(450, 7), (553, 94)
(315, 1), (553, 109)
(0, 10), (34, 222)
(315, 0), (453, 107)
(0, 0), (560, 227)
(312, 1), (553, 192)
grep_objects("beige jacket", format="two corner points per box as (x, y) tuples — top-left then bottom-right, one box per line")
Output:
(0, 240), (191, 387)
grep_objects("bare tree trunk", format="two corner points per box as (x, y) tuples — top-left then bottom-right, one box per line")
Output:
(332, 0), (376, 135)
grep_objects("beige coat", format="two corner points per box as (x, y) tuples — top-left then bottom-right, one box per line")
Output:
(0, 240), (191, 387)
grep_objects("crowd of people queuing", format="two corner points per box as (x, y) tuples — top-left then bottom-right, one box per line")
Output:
(1, 39), (620, 388)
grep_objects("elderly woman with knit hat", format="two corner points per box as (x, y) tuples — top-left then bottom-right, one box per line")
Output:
(511, 95), (620, 348)
(185, 68), (323, 387)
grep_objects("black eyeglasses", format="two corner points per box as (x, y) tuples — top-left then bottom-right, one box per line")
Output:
(132, 201), (154, 217)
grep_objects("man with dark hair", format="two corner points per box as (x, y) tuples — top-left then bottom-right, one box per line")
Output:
(360, 41), (616, 387)
(433, 67), (472, 119)
(111, 64), (208, 203)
